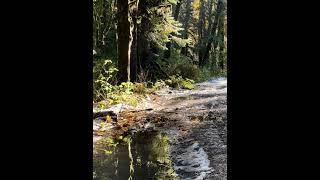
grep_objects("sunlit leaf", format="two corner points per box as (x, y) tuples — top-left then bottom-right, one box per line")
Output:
(117, 135), (123, 140)
(106, 115), (113, 123)
(104, 150), (113, 155)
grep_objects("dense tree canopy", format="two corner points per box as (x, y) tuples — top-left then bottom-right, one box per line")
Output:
(93, 0), (227, 100)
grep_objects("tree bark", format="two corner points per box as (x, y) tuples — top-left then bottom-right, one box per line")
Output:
(137, 0), (151, 71)
(129, 0), (139, 82)
(198, 0), (206, 41)
(181, 0), (192, 56)
(117, 0), (131, 82)
(198, 0), (206, 66)
(206, 0), (214, 36)
(218, 9), (225, 70)
(114, 0), (118, 65)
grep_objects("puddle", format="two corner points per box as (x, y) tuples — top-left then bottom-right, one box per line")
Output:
(92, 77), (227, 179)
(93, 131), (179, 180)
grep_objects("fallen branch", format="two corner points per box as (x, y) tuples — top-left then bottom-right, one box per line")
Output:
(93, 108), (153, 119)
(93, 110), (117, 119)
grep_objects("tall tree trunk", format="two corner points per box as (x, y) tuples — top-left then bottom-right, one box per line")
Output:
(198, 0), (206, 41)
(206, 0), (214, 35)
(117, 0), (131, 82)
(93, 9), (97, 51)
(114, 0), (118, 66)
(218, 9), (225, 70)
(181, 0), (192, 56)
(200, 0), (224, 67)
(164, 1), (181, 59)
(198, 0), (206, 66)
(129, 20), (138, 82)
(137, 0), (152, 73)
(129, 0), (139, 82)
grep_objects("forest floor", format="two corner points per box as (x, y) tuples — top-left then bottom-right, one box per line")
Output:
(93, 77), (227, 180)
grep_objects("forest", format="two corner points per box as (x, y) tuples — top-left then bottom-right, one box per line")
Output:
(93, 0), (227, 179)
(93, 0), (227, 103)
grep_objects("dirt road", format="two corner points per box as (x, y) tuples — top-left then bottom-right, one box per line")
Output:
(93, 77), (227, 180)
(138, 77), (227, 180)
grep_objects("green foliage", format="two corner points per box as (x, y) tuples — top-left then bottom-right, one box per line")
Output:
(133, 83), (146, 94)
(153, 80), (167, 90)
(157, 46), (227, 82)
(106, 92), (139, 107)
(93, 0), (227, 90)
(147, 80), (168, 93)
(158, 49), (203, 81)
(95, 135), (132, 156)
(96, 137), (118, 148)
(165, 75), (195, 90)
(174, 63), (202, 81)
(118, 82), (134, 93)
(180, 79), (195, 90)
(92, 0), (227, 106)
(146, 0), (188, 50)
(93, 59), (118, 101)
(93, 59), (145, 106)
(93, 0), (117, 55)
(108, 82), (140, 106)
(93, 60), (139, 106)
(94, 76), (143, 107)
(171, 36), (192, 48)
(167, 0), (178, 5)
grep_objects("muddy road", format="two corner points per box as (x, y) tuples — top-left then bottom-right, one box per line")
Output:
(93, 77), (227, 180)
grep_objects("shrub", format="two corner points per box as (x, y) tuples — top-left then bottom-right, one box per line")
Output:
(93, 59), (118, 101)
(180, 79), (195, 90)
(165, 75), (195, 90)
(133, 83), (146, 94)
(173, 64), (202, 81)
(151, 80), (167, 91)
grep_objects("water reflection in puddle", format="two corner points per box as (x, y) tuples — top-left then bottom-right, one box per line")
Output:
(93, 131), (179, 180)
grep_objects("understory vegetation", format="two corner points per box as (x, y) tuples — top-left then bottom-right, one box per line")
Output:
(93, 0), (227, 107)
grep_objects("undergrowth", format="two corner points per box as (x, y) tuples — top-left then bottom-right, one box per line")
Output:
(93, 54), (225, 109)
(157, 49), (225, 82)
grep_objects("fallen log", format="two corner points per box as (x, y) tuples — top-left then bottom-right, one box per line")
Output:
(93, 110), (117, 120)
(127, 108), (153, 113)
(93, 108), (153, 120)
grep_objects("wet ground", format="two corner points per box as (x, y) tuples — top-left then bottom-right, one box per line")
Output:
(93, 131), (179, 180)
(93, 77), (227, 180)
